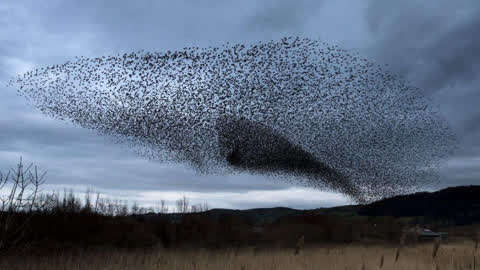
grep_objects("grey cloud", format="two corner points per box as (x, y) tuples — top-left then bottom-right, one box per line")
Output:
(0, 1), (310, 209)
(12, 1), (252, 51)
(364, 1), (480, 182)
(366, 0), (480, 93)
(1, 0), (478, 208)
(246, 0), (324, 32)
(439, 156), (480, 188)
(0, 110), (290, 193)
(7, 0), (326, 53)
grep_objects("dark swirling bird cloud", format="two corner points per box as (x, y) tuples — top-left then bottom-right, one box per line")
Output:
(8, 37), (456, 202)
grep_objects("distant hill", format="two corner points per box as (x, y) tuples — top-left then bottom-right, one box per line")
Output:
(201, 186), (480, 225)
(358, 185), (480, 225)
(140, 186), (480, 226)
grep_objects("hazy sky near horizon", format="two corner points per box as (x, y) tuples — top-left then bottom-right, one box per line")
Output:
(1, 1), (479, 209)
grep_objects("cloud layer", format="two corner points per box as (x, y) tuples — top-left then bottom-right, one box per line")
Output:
(1, 1), (478, 208)
(9, 37), (456, 202)
(364, 0), (480, 186)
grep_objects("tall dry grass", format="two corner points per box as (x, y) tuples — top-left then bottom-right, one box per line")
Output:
(474, 230), (479, 270)
(0, 242), (478, 270)
(294, 235), (305, 255)
(476, 231), (479, 251)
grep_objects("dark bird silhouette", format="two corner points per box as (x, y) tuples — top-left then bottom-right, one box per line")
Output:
(7, 37), (457, 203)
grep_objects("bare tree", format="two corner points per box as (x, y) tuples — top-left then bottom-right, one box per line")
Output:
(156, 200), (169, 214)
(201, 201), (209, 212)
(83, 187), (93, 213)
(93, 192), (101, 214)
(63, 189), (81, 213)
(0, 157), (46, 251)
(117, 200), (129, 216)
(131, 201), (140, 215)
(176, 196), (190, 214)
(191, 204), (200, 213)
(34, 192), (57, 213)
(106, 198), (116, 216)
(190, 201), (209, 213)
(96, 196), (108, 216)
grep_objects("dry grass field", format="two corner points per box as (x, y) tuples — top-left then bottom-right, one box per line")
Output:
(1, 241), (478, 270)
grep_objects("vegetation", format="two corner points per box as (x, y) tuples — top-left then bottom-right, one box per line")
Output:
(1, 157), (480, 269)
(0, 242), (479, 270)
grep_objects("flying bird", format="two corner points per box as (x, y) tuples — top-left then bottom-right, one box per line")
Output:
(7, 37), (456, 203)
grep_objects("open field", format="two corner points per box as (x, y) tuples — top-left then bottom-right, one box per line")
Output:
(2, 159), (480, 269)
(1, 241), (478, 270)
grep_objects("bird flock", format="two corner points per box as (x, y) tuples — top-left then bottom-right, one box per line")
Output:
(8, 37), (456, 203)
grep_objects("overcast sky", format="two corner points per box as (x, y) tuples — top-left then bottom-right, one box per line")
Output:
(1, 1), (479, 210)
